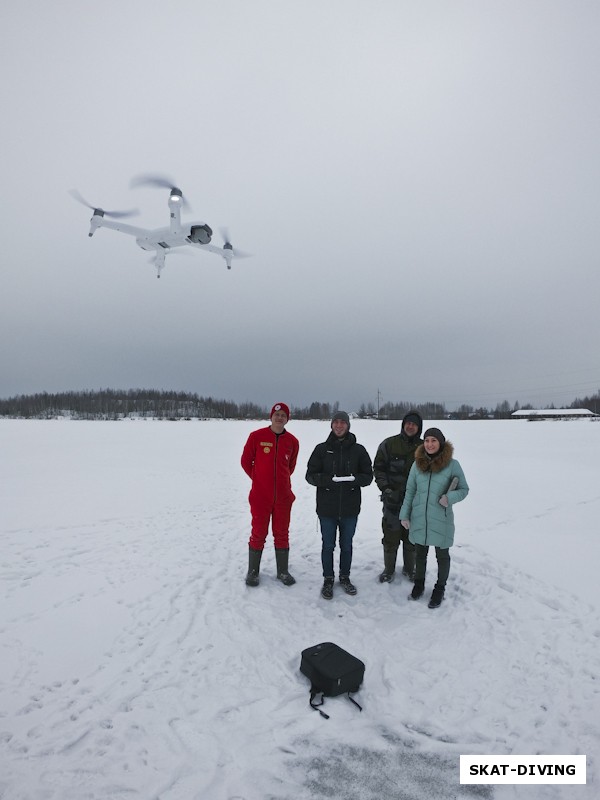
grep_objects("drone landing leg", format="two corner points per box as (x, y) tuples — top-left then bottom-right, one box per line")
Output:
(154, 250), (166, 278)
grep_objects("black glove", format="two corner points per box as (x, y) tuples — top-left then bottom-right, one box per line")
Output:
(381, 488), (394, 503)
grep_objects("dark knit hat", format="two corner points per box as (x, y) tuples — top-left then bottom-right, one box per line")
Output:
(423, 427), (446, 448)
(270, 402), (290, 420)
(331, 410), (351, 428)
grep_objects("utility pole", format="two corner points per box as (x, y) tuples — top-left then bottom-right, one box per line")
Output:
(377, 388), (383, 419)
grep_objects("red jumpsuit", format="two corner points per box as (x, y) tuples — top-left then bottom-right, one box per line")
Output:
(241, 426), (299, 550)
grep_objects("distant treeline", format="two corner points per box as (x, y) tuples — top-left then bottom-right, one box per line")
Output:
(0, 388), (598, 421)
(0, 390), (263, 420)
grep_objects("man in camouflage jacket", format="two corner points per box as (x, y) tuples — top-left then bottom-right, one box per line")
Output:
(373, 411), (423, 582)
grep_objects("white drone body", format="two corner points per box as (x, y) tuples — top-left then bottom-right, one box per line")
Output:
(73, 177), (248, 277)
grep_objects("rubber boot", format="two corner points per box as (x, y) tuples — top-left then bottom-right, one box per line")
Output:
(379, 547), (397, 583)
(401, 540), (416, 581)
(275, 548), (296, 586)
(245, 547), (262, 587)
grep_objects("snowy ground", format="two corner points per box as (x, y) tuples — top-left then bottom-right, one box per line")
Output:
(1, 418), (598, 800)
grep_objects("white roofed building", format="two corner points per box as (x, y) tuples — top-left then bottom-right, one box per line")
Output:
(511, 408), (597, 420)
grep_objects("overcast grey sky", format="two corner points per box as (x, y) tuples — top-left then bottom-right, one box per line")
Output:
(1, 0), (599, 411)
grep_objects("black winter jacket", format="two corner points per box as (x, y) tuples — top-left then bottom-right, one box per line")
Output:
(306, 431), (373, 518)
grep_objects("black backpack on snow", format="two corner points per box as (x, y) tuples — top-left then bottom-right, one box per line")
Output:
(300, 642), (365, 719)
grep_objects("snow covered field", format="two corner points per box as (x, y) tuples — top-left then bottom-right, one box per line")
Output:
(1, 417), (598, 800)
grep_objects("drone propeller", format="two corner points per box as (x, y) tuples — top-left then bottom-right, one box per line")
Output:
(219, 227), (251, 258)
(130, 173), (191, 211)
(69, 189), (139, 219)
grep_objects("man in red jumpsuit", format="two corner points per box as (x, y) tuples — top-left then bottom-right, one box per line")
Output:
(241, 402), (299, 587)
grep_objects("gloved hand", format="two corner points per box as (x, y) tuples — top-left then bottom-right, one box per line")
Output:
(381, 488), (394, 503)
(401, 519), (410, 530)
(439, 495), (449, 508)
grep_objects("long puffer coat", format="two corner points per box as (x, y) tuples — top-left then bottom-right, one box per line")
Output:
(398, 441), (469, 548)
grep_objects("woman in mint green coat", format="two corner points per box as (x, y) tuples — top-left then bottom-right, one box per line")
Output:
(399, 428), (469, 608)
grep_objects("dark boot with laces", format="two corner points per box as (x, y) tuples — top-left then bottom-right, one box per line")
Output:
(321, 577), (334, 599)
(339, 575), (357, 595)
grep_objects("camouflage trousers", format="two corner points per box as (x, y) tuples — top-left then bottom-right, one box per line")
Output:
(381, 507), (415, 575)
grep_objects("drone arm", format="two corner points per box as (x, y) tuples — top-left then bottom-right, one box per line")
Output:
(168, 195), (183, 236)
(89, 216), (148, 239)
(186, 241), (233, 268)
(187, 242), (226, 256)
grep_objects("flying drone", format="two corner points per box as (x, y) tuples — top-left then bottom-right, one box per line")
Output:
(70, 175), (250, 277)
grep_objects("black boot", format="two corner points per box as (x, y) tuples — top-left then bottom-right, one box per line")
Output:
(409, 580), (425, 600)
(378, 547), (397, 583)
(339, 575), (357, 595)
(428, 584), (445, 608)
(245, 548), (262, 587)
(275, 548), (296, 586)
(321, 576), (334, 599)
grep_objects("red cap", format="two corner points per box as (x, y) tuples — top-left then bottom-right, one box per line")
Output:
(270, 402), (290, 420)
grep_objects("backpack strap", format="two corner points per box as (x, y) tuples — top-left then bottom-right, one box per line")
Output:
(309, 687), (330, 719)
(309, 687), (363, 718)
(346, 691), (363, 712)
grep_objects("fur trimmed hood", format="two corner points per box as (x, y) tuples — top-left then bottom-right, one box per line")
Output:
(414, 440), (454, 473)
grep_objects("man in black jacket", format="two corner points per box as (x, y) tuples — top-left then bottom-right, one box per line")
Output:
(306, 411), (373, 599)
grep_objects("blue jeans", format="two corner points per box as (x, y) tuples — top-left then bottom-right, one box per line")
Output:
(319, 516), (358, 577)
